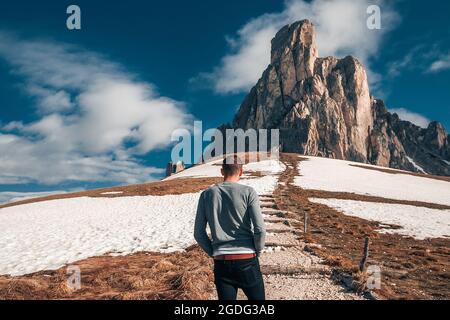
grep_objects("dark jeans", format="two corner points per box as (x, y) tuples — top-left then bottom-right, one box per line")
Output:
(213, 257), (265, 300)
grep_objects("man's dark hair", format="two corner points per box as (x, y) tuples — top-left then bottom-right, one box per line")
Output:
(222, 155), (243, 177)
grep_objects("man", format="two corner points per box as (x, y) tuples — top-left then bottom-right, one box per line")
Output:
(194, 155), (266, 300)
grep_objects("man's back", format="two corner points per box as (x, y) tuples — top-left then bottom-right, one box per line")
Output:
(193, 155), (266, 300)
(194, 182), (266, 257)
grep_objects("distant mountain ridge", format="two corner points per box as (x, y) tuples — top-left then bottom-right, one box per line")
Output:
(229, 20), (450, 176)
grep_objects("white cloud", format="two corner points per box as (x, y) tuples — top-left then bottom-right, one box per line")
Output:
(387, 52), (414, 78)
(0, 190), (71, 205)
(195, 0), (399, 94)
(0, 32), (191, 185)
(390, 108), (430, 128)
(428, 52), (450, 73)
(387, 46), (450, 77)
(27, 85), (73, 113)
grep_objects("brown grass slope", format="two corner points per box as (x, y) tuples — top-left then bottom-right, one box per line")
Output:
(0, 246), (214, 300)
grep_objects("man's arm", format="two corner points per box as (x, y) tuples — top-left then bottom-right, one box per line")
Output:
(193, 192), (214, 257)
(248, 189), (266, 255)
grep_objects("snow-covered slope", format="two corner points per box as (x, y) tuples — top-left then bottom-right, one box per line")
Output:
(165, 158), (285, 195)
(296, 156), (450, 240)
(1, 154), (448, 277)
(0, 158), (284, 276)
(165, 159), (285, 180)
(0, 194), (200, 276)
(310, 198), (450, 240)
(294, 156), (450, 206)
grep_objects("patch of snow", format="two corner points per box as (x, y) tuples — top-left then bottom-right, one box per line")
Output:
(165, 159), (284, 180)
(239, 176), (279, 196)
(0, 193), (200, 276)
(244, 159), (285, 175)
(294, 156), (450, 206)
(309, 198), (450, 240)
(263, 246), (284, 253)
(406, 156), (426, 174)
(240, 160), (283, 195)
(166, 158), (283, 195)
(100, 191), (124, 195)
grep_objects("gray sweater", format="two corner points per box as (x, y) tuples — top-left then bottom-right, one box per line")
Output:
(194, 182), (266, 257)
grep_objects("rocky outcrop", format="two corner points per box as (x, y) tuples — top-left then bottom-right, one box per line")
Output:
(231, 20), (450, 176)
(166, 161), (185, 177)
(369, 101), (450, 175)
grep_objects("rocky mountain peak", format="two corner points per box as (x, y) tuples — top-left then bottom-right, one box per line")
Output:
(230, 20), (450, 176)
(270, 20), (318, 82)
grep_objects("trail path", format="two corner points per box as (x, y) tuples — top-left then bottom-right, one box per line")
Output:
(238, 157), (364, 300)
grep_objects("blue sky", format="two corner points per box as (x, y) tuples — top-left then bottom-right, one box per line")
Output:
(0, 0), (449, 202)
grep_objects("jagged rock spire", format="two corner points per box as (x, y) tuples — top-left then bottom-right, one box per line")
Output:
(231, 20), (450, 176)
(271, 20), (318, 89)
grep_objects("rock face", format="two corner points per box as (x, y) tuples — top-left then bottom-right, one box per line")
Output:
(165, 161), (185, 177)
(231, 20), (450, 176)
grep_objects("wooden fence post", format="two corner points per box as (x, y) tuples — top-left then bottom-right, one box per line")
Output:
(304, 211), (308, 234)
(359, 237), (370, 272)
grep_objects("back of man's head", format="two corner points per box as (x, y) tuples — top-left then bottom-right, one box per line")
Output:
(222, 155), (243, 177)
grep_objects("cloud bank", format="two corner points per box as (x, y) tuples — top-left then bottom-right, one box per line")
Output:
(196, 0), (399, 94)
(390, 108), (430, 128)
(0, 33), (191, 185)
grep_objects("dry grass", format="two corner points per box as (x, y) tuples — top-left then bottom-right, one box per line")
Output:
(0, 246), (214, 300)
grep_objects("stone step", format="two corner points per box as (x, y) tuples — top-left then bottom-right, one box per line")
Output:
(261, 208), (289, 217)
(264, 217), (290, 223)
(266, 232), (301, 247)
(265, 221), (292, 232)
(260, 199), (276, 203)
(260, 199), (276, 204)
(266, 229), (294, 234)
(265, 242), (299, 248)
(260, 203), (277, 210)
(261, 265), (329, 276)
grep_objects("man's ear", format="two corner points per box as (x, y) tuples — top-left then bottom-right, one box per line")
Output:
(239, 168), (243, 177)
(220, 168), (225, 177)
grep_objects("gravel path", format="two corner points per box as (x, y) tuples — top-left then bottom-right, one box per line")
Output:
(259, 223), (363, 300)
(237, 161), (365, 300)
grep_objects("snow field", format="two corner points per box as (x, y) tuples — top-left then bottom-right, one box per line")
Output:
(0, 193), (200, 276)
(295, 156), (450, 206)
(309, 198), (450, 240)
